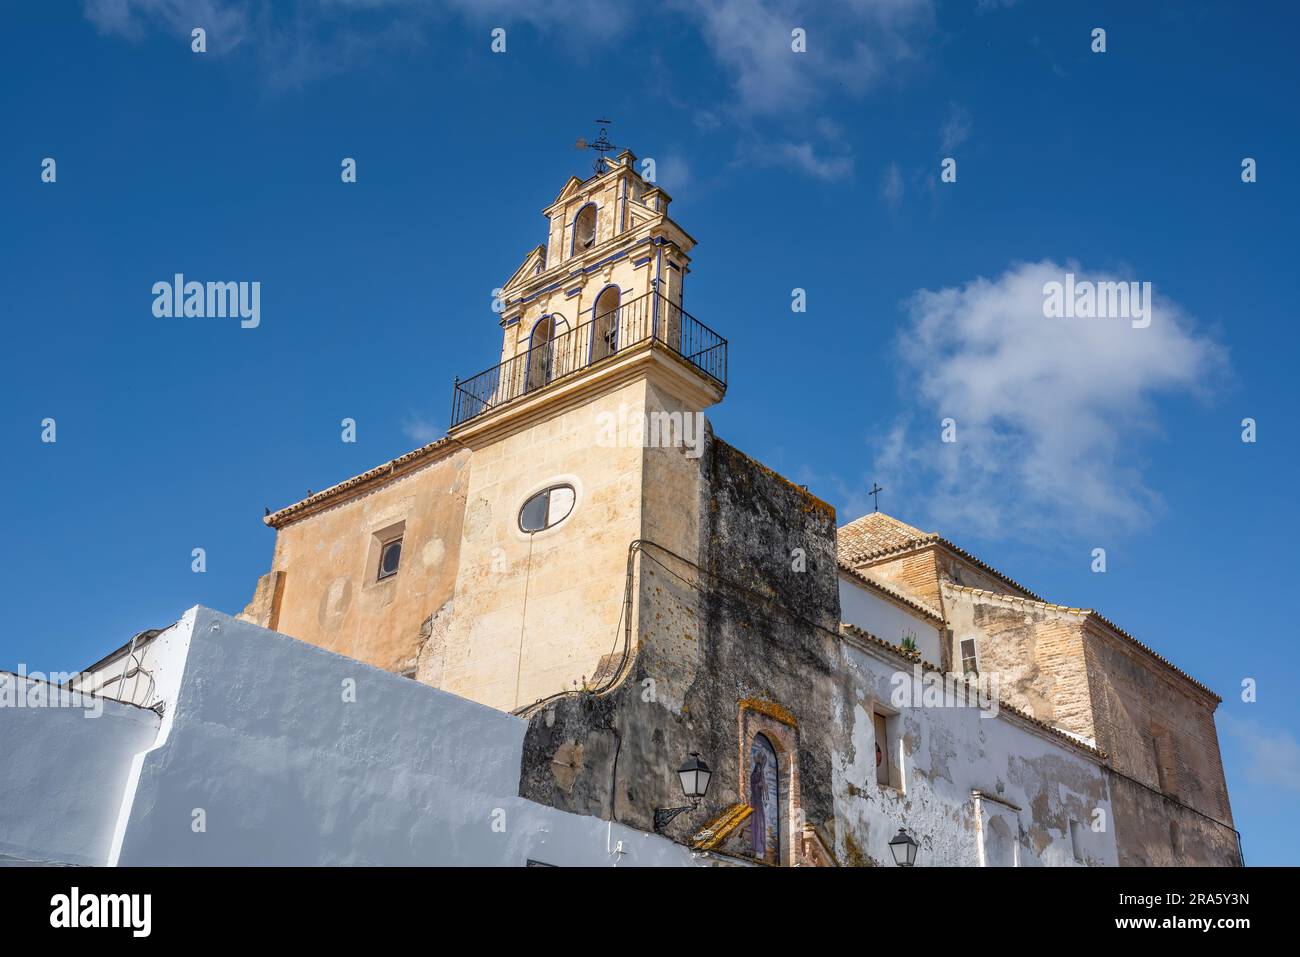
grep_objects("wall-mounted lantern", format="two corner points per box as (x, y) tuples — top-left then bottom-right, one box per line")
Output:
(888, 827), (920, 867)
(654, 752), (712, 832)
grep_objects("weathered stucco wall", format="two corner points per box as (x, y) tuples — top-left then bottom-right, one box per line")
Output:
(256, 446), (471, 677)
(440, 380), (648, 712)
(831, 635), (1116, 867)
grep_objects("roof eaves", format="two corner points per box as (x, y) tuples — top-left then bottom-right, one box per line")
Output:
(265, 436), (464, 528)
(837, 561), (945, 623)
(842, 534), (1047, 603)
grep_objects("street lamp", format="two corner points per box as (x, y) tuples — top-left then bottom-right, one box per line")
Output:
(888, 828), (920, 867)
(654, 752), (713, 832)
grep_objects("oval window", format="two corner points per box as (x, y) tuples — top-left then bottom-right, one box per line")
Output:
(378, 538), (402, 580)
(519, 484), (575, 533)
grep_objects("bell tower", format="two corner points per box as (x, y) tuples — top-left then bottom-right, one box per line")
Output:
(436, 142), (728, 712)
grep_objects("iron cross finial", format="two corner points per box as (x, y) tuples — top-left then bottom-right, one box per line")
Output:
(868, 482), (884, 512)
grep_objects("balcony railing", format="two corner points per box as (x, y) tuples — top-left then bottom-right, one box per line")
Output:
(451, 290), (727, 429)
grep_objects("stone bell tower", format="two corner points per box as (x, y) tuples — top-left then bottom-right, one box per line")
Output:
(435, 147), (728, 712)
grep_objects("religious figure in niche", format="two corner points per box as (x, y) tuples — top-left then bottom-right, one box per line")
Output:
(748, 734), (780, 864)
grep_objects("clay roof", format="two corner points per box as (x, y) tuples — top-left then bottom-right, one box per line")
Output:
(837, 623), (1109, 762)
(942, 583), (1221, 703)
(264, 436), (462, 528)
(838, 512), (930, 557)
(837, 560), (944, 623)
(838, 511), (1046, 602)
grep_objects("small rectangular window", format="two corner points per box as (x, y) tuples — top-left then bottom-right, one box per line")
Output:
(873, 710), (903, 790)
(1069, 819), (1084, 864)
(960, 638), (979, 675)
(873, 711), (890, 785)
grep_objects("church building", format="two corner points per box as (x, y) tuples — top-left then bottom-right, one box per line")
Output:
(233, 149), (1239, 866)
(1, 149), (1239, 868)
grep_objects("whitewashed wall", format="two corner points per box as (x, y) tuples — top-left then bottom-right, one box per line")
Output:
(5, 607), (697, 867)
(831, 635), (1119, 867)
(0, 676), (160, 866)
(838, 574), (943, 666)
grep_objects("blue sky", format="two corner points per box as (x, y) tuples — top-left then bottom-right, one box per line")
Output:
(2, 1), (1297, 863)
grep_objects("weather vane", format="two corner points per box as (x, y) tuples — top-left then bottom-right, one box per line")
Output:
(575, 119), (617, 174)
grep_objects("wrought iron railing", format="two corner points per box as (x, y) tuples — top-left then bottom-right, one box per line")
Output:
(451, 290), (726, 428)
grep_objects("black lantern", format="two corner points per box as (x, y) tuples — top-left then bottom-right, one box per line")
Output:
(677, 753), (712, 801)
(888, 828), (920, 867)
(654, 753), (713, 832)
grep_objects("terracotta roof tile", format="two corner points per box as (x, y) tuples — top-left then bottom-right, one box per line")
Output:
(265, 436), (462, 528)
(838, 511), (1046, 602)
(837, 512), (931, 557)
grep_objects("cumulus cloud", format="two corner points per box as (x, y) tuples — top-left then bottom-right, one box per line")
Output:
(871, 260), (1227, 539)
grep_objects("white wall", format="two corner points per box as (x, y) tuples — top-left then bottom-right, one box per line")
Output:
(831, 636), (1118, 867)
(97, 608), (698, 866)
(0, 675), (160, 866)
(838, 574), (943, 666)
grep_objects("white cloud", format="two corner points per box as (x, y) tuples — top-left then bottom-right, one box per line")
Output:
(84, 0), (934, 175)
(871, 260), (1227, 539)
(401, 415), (441, 446)
(765, 141), (854, 181)
(674, 0), (932, 116)
(85, 0), (251, 52)
(656, 154), (693, 193)
(1221, 715), (1300, 794)
(939, 104), (972, 153)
